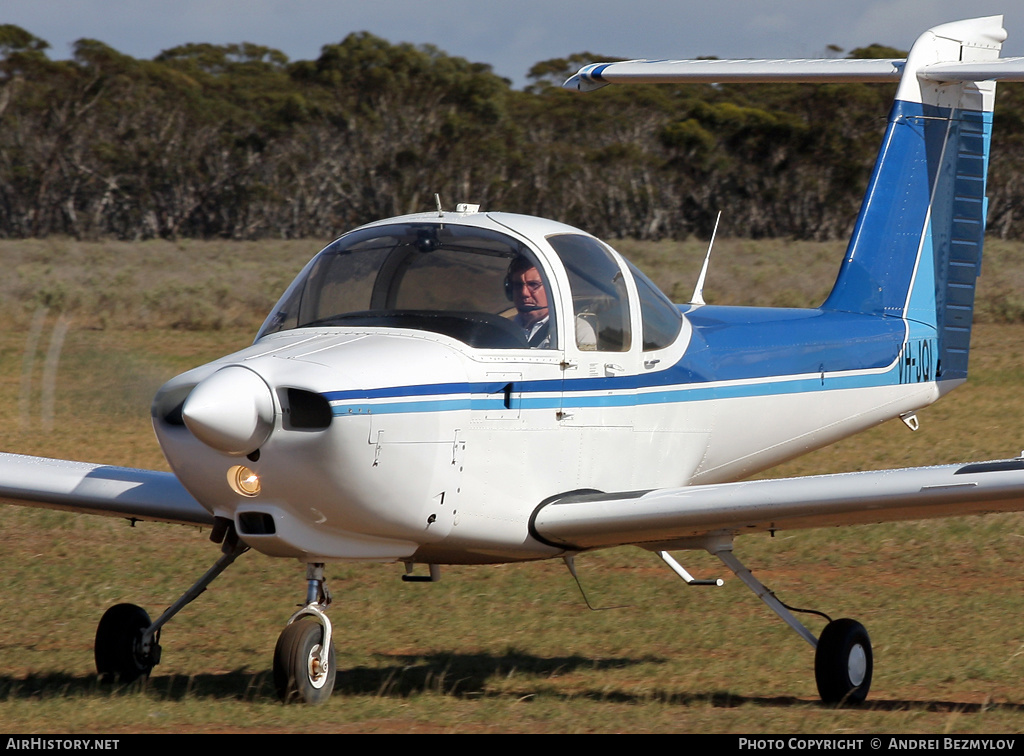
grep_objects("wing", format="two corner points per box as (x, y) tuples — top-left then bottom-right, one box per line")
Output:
(530, 459), (1024, 550)
(0, 452), (213, 527)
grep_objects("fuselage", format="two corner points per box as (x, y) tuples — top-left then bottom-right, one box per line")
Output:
(151, 211), (950, 565)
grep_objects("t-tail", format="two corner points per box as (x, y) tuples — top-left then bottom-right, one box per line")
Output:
(823, 17), (1004, 389)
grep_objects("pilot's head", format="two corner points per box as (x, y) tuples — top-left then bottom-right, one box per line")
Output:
(507, 256), (548, 326)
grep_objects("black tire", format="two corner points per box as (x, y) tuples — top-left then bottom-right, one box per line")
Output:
(273, 620), (336, 704)
(815, 618), (872, 705)
(94, 603), (155, 683)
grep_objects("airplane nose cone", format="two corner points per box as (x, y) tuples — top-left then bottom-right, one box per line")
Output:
(181, 367), (275, 455)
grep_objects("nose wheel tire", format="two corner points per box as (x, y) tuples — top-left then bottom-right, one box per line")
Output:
(273, 619), (336, 704)
(814, 618), (872, 705)
(95, 603), (156, 684)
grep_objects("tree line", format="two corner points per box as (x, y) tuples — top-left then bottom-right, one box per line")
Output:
(2, 24), (1023, 242)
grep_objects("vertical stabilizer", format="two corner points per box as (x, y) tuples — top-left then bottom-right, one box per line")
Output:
(822, 16), (1004, 383)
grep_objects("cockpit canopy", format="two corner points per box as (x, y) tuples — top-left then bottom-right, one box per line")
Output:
(257, 222), (547, 348)
(257, 217), (683, 352)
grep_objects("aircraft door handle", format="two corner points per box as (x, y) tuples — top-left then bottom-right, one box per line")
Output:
(604, 363), (625, 376)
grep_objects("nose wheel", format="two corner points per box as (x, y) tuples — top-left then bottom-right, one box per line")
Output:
(273, 619), (336, 704)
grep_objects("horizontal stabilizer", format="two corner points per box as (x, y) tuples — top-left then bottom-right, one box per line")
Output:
(565, 57), (1024, 91)
(0, 452), (214, 526)
(564, 16), (1024, 91)
(920, 57), (1024, 82)
(531, 459), (1024, 550)
(564, 58), (905, 91)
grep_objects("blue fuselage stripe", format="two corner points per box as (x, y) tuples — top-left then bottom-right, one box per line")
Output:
(327, 357), (913, 417)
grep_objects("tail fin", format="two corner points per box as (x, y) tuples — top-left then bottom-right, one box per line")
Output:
(564, 16), (1024, 382)
(822, 17), (1005, 382)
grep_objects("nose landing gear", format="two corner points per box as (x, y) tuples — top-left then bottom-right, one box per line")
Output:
(273, 562), (337, 704)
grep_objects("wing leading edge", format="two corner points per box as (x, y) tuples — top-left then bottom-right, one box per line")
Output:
(530, 459), (1024, 551)
(0, 452), (213, 527)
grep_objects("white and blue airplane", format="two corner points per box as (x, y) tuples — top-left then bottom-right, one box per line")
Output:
(3, 15), (1024, 706)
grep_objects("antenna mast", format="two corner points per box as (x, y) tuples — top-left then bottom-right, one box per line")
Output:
(691, 211), (721, 306)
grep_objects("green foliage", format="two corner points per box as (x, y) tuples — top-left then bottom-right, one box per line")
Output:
(659, 118), (715, 154)
(156, 42), (289, 75)
(1, 28), (1023, 243)
(849, 43), (907, 59)
(0, 24), (49, 56)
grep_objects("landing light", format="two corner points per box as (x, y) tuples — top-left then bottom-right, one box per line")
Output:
(228, 465), (261, 497)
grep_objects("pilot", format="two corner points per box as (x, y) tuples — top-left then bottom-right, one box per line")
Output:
(507, 256), (596, 349)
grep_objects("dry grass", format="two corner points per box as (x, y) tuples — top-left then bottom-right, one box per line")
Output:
(0, 238), (1021, 733)
(0, 237), (318, 331)
(4, 235), (1024, 332)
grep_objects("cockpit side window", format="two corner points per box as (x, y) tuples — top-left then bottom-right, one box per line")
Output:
(257, 223), (556, 349)
(627, 261), (683, 351)
(546, 234), (631, 352)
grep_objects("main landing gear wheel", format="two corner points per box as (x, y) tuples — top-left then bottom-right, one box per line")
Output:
(94, 603), (157, 684)
(815, 618), (872, 705)
(273, 619), (336, 704)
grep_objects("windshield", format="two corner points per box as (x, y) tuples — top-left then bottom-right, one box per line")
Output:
(257, 223), (555, 349)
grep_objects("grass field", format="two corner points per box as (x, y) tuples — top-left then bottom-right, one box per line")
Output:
(0, 237), (1021, 733)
